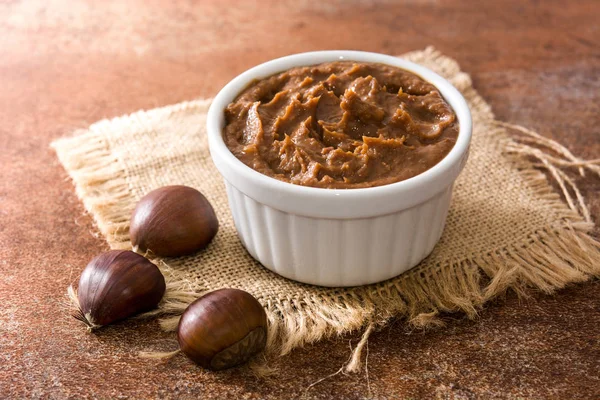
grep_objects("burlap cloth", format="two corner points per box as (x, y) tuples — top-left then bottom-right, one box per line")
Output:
(53, 48), (600, 369)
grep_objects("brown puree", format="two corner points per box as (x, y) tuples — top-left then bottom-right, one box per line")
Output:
(223, 61), (458, 189)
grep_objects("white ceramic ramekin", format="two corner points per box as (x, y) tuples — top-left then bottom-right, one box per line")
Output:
(207, 51), (472, 287)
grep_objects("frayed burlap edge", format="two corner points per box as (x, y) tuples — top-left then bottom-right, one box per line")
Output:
(52, 48), (600, 372)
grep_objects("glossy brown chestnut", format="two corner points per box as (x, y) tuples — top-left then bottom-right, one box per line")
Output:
(130, 185), (218, 257)
(76, 250), (166, 329)
(177, 289), (268, 370)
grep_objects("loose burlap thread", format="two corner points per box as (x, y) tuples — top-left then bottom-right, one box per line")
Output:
(53, 48), (600, 371)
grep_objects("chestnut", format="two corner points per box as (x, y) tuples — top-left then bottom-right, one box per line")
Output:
(75, 250), (166, 329)
(130, 185), (218, 257)
(177, 289), (268, 370)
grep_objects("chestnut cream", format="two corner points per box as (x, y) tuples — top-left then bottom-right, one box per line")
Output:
(223, 61), (458, 189)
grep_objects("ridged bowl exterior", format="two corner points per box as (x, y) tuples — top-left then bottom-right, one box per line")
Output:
(225, 182), (453, 287)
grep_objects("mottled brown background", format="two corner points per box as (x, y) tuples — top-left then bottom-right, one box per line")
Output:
(1, 0), (599, 399)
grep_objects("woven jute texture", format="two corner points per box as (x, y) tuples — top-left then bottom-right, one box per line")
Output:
(53, 48), (600, 368)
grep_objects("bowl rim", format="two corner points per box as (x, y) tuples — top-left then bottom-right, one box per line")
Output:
(207, 50), (472, 219)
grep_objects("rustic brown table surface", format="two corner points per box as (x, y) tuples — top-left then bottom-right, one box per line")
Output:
(1, 1), (599, 398)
